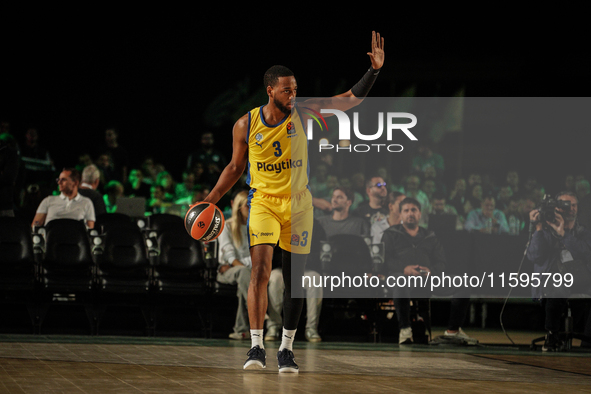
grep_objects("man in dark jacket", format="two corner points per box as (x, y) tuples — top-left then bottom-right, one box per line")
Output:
(526, 191), (591, 351)
(381, 197), (473, 344)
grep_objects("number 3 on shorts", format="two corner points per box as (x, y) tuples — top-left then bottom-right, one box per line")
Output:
(300, 231), (308, 247)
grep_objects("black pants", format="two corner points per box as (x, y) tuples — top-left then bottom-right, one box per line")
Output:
(392, 285), (470, 331)
(281, 249), (308, 330)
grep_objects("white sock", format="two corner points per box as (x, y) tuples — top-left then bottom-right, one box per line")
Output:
(250, 329), (264, 349)
(279, 328), (296, 351)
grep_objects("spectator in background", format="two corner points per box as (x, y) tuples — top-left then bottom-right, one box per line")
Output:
(99, 128), (129, 184)
(95, 152), (116, 188)
(411, 142), (444, 178)
(467, 173), (482, 189)
(564, 174), (576, 194)
(496, 184), (513, 212)
(175, 169), (198, 202)
(0, 132), (19, 217)
(78, 164), (107, 217)
(506, 170), (521, 198)
(148, 185), (171, 214)
(480, 174), (497, 197)
(192, 161), (212, 190)
(423, 165), (446, 197)
(350, 172), (366, 201)
(140, 157), (159, 186)
(530, 183), (546, 206)
(400, 174), (431, 216)
(575, 179), (590, 202)
(421, 179), (437, 202)
(371, 191), (406, 244)
(504, 195), (526, 234)
(318, 187), (370, 239)
(103, 180), (124, 214)
(464, 195), (509, 234)
(16, 183), (47, 224)
(20, 127), (52, 164)
(312, 173), (340, 218)
(76, 153), (93, 173)
(124, 169), (151, 199)
(309, 164), (331, 203)
(318, 151), (338, 179)
(354, 175), (389, 225)
(463, 183), (484, 217)
(186, 131), (227, 186)
(519, 195), (538, 234)
(522, 176), (540, 199)
(156, 171), (176, 202)
(427, 191), (463, 231)
(19, 127), (55, 186)
(338, 177), (364, 211)
(216, 190), (258, 340)
(32, 168), (95, 228)
(448, 178), (467, 218)
(376, 167), (397, 192)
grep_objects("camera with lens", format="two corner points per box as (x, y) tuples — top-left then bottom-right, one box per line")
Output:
(537, 194), (571, 224)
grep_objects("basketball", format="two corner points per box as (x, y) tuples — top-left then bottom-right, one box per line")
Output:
(184, 202), (225, 242)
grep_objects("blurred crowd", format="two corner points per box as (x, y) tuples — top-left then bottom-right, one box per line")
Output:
(2, 120), (591, 234)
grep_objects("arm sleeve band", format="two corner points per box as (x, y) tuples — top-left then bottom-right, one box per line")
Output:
(351, 67), (381, 97)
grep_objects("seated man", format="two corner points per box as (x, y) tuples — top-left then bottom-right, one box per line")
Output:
(427, 191), (464, 231)
(32, 168), (95, 229)
(526, 191), (591, 351)
(381, 197), (475, 344)
(319, 186), (370, 238)
(464, 195), (509, 234)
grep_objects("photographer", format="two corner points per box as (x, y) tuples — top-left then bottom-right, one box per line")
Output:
(526, 191), (591, 351)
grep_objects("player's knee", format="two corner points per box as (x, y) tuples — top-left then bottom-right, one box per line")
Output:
(250, 264), (271, 287)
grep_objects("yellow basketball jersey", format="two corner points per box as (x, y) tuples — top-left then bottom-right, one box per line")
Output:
(246, 105), (308, 196)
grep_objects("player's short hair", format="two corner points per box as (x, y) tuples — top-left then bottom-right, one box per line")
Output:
(399, 197), (421, 212)
(264, 65), (294, 89)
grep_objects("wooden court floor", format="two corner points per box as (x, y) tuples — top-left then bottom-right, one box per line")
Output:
(1, 329), (591, 393)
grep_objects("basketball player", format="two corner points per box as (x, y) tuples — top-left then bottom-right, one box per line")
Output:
(204, 31), (385, 372)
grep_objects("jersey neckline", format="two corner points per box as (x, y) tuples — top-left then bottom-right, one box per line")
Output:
(259, 105), (289, 128)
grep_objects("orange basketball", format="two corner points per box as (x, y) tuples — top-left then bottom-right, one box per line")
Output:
(184, 202), (225, 241)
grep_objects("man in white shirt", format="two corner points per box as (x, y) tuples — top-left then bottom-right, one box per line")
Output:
(32, 168), (96, 229)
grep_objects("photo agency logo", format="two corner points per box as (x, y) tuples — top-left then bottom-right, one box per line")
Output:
(302, 102), (418, 153)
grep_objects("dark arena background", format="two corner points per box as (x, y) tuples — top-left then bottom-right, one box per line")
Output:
(1, 10), (591, 393)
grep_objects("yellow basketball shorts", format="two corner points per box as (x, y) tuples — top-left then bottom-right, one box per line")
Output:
(246, 188), (313, 254)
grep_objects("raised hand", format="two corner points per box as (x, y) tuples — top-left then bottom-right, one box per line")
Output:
(367, 31), (385, 70)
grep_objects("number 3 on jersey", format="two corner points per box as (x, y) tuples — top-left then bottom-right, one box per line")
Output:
(273, 141), (282, 157)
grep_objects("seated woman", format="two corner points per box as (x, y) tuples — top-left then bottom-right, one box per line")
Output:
(216, 190), (260, 340)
